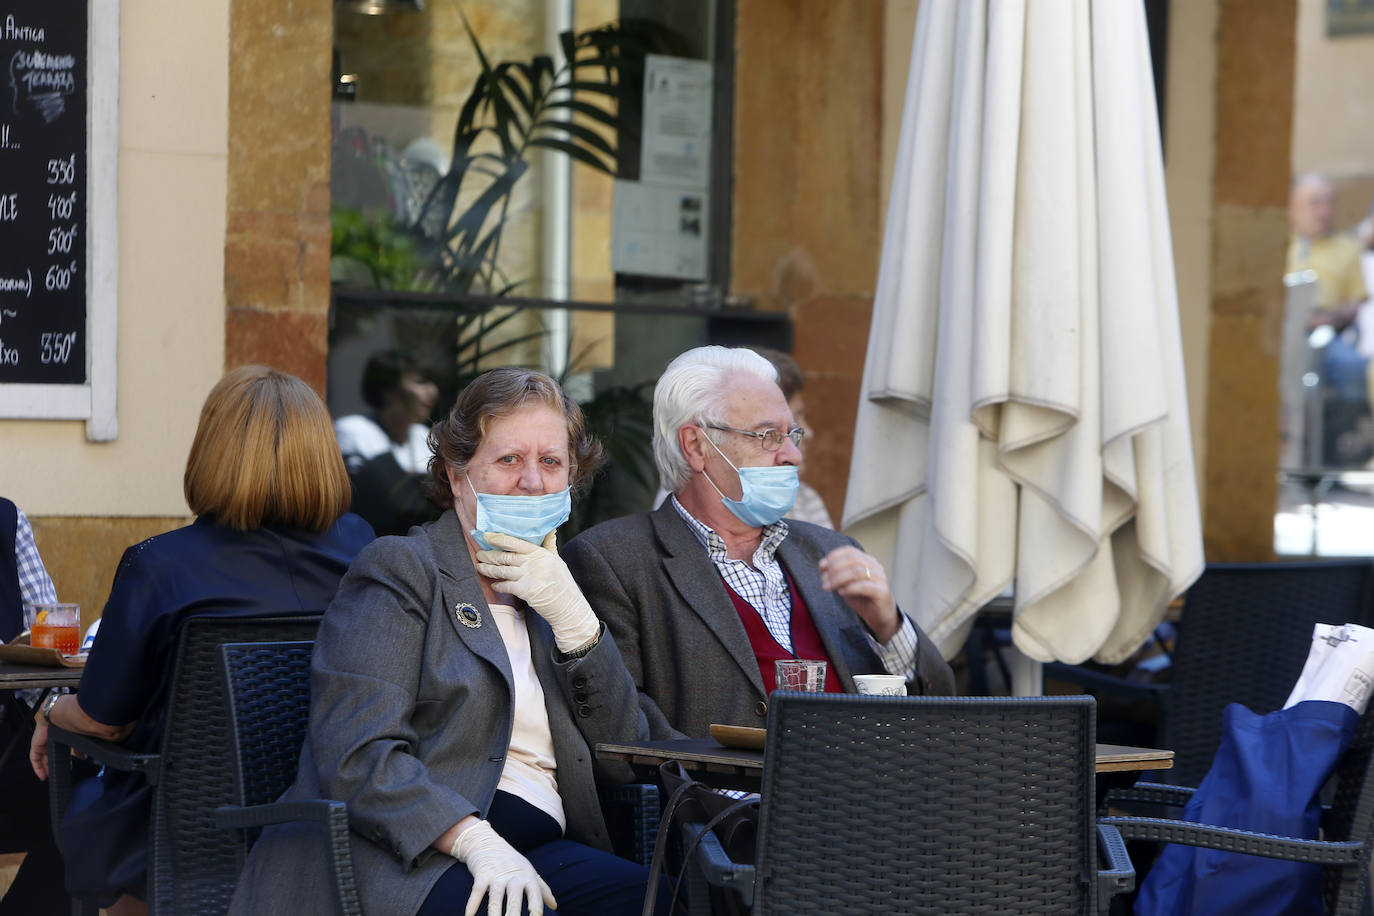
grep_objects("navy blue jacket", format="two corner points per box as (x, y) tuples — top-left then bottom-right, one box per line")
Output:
(0, 498), (19, 641)
(78, 512), (375, 752)
(61, 513), (374, 902)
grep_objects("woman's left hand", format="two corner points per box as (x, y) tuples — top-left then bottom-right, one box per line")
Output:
(475, 532), (600, 655)
(26, 693), (133, 782)
(450, 819), (557, 916)
(29, 715), (49, 781)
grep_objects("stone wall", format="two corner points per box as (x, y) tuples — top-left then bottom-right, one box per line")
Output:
(1292, 0), (1374, 187)
(1296, 11), (1374, 255)
(732, 0), (884, 523)
(224, 0), (335, 390)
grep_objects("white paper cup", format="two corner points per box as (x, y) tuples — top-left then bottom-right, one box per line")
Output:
(853, 674), (907, 696)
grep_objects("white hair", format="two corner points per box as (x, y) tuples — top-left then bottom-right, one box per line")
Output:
(652, 346), (779, 494)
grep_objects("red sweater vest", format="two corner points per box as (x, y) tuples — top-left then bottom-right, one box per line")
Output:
(724, 570), (842, 693)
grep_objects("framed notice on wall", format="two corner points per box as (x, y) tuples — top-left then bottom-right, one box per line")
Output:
(1328, 0), (1374, 36)
(0, 0), (118, 440)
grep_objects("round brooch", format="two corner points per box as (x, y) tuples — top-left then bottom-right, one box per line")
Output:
(454, 602), (482, 629)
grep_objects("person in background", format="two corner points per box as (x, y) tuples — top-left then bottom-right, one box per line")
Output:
(28, 366), (375, 916)
(334, 349), (439, 474)
(563, 346), (955, 741)
(751, 348), (836, 529)
(1356, 196), (1374, 304)
(230, 368), (663, 916)
(0, 498), (57, 642)
(1288, 173), (1370, 408)
(338, 350), (444, 536)
(0, 496), (67, 916)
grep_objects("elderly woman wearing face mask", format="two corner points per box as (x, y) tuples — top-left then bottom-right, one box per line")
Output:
(231, 368), (664, 916)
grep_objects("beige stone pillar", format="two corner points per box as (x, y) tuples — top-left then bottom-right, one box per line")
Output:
(1203, 0), (1296, 560)
(224, 0), (335, 393)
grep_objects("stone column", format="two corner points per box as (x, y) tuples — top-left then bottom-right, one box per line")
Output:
(224, 0), (335, 392)
(1203, 0), (1297, 560)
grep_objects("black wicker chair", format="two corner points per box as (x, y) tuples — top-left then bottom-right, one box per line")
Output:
(1102, 698), (1374, 915)
(215, 639), (652, 909)
(688, 694), (1133, 915)
(214, 640), (360, 915)
(1046, 559), (1374, 789)
(1156, 560), (1374, 788)
(46, 613), (323, 916)
(600, 781), (661, 866)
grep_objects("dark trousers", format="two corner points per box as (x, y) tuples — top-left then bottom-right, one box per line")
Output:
(418, 792), (670, 916)
(0, 697), (69, 916)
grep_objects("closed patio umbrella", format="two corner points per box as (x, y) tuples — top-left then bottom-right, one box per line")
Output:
(843, 0), (1203, 666)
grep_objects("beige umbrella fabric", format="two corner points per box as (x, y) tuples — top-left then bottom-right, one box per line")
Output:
(843, 0), (1203, 666)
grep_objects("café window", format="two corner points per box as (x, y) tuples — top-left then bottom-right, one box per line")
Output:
(327, 0), (781, 529)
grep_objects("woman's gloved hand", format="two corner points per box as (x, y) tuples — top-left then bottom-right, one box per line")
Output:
(450, 820), (557, 916)
(475, 531), (600, 655)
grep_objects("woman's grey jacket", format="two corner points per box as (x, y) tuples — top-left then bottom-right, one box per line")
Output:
(229, 510), (648, 916)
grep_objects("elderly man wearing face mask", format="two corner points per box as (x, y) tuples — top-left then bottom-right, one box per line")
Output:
(561, 346), (955, 740)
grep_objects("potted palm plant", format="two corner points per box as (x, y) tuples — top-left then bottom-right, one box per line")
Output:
(330, 12), (670, 532)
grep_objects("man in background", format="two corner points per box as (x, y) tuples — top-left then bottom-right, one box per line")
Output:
(335, 349), (442, 536)
(333, 349), (438, 475)
(0, 497), (68, 915)
(1288, 173), (1370, 409)
(751, 348), (835, 528)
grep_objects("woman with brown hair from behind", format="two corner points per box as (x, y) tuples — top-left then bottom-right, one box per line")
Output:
(29, 365), (375, 916)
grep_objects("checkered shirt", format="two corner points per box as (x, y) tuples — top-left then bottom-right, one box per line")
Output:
(13, 508), (57, 708)
(15, 508), (56, 605)
(672, 496), (796, 652)
(672, 496), (920, 680)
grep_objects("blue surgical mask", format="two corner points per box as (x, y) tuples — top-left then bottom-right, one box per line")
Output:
(703, 436), (799, 527)
(467, 476), (571, 550)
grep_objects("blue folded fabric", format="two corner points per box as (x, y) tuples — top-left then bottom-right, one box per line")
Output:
(1136, 700), (1359, 916)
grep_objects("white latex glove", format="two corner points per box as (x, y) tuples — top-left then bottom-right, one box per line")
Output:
(450, 820), (557, 916)
(475, 531), (600, 654)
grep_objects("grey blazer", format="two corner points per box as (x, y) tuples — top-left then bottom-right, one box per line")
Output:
(229, 511), (647, 916)
(561, 501), (956, 740)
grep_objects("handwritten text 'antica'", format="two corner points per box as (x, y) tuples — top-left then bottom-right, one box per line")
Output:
(4, 16), (45, 43)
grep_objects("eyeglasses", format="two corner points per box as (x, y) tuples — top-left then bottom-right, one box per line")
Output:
(705, 424), (805, 451)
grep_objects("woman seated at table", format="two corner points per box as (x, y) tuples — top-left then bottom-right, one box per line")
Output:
(28, 365), (375, 916)
(231, 367), (662, 916)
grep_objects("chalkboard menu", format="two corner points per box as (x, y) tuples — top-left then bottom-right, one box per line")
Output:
(0, 1), (88, 385)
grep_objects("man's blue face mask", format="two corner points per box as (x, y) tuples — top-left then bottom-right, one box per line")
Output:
(467, 476), (571, 550)
(702, 434), (798, 528)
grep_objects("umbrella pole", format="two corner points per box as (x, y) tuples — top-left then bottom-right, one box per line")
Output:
(1008, 651), (1044, 697)
(997, 585), (1043, 695)
(975, 590), (1044, 696)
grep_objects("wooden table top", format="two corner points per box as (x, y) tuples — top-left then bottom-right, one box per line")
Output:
(596, 738), (1174, 776)
(1095, 742), (1177, 773)
(0, 659), (85, 690)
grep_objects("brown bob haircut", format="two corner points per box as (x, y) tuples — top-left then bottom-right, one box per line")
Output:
(184, 365), (352, 531)
(427, 367), (603, 509)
